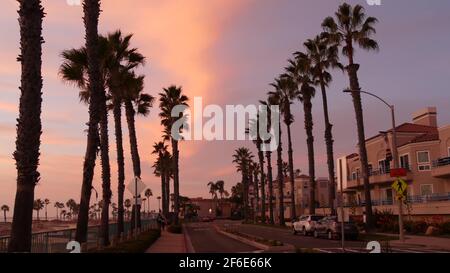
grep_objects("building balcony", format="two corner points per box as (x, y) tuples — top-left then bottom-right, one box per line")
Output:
(347, 167), (413, 188)
(431, 157), (450, 178)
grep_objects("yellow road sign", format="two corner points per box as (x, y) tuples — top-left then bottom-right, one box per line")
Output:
(392, 178), (408, 195)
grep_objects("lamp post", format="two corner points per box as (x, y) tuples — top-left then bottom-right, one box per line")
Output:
(343, 89), (404, 242)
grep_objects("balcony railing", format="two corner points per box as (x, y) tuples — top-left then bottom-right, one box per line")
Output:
(433, 157), (450, 168)
(343, 193), (450, 207)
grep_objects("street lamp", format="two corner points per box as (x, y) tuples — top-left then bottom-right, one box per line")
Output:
(343, 89), (405, 242)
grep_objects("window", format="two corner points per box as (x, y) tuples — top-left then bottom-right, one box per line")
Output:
(368, 164), (373, 176)
(378, 159), (390, 174)
(400, 154), (410, 170)
(417, 151), (431, 171)
(356, 168), (361, 179)
(351, 172), (357, 180)
(420, 184), (433, 196)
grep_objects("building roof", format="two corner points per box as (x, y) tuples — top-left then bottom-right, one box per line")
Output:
(365, 122), (438, 144)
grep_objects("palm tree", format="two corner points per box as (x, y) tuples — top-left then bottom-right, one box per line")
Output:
(152, 141), (170, 216)
(302, 34), (342, 215)
(207, 181), (218, 200)
(145, 188), (153, 213)
(33, 199), (44, 221)
(215, 180), (229, 200)
(286, 53), (317, 215)
(267, 85), (287, 226)
(54, 202), (64, 220)
(232, 148), (254, 222)
(159, 85), (189, 224)
(8, 0), (45, 253)
(322, 3), (379, 229)
(1, 205), (9, 223)
(61, 0), (105, 245)
(269, 75), (299, 222)
(60, 210), (67, 221)
(44, 199), (50, 221)
(260, 100), (275, 225)
(246, 116), (266, 223)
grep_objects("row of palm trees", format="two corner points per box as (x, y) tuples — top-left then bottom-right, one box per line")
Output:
(152, 86), (190, 224)
(8, 0), (161, 251)
(233, 3), (378, 230)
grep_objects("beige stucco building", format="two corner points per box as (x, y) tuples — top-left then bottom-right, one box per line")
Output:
(337, 107), (450, 219)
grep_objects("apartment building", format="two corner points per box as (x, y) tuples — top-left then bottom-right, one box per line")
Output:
(252, 173), (331, 221)
(337, 107), (450, 218)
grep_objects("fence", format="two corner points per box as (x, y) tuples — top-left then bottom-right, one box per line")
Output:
(0, 219), (158, 253)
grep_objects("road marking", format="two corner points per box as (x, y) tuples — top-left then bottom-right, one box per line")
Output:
(391, 248), (421, 253)
(315, 248), (334, 253)
(344, 248), (365, 253)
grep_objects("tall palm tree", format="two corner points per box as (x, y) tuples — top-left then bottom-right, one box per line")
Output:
(44, 199), (50, 221)
(159, 86), (189, 224)
(61, 0), (105, 245)
(247, 116), (266, 223)
(302, 35), (342, 215)
(322, 3), (379, 229)
(1, 205), (9, 223)
(123, 72), (154, 229)
(54, 202), (63, 220)
(259, 100), (275, 225)
(232, 148), (254, 222)
(107, 33), (146, 236)
(286, 53), (317, 214)
(8, 0), (45, 253)
(216, 180), (229, 200)
(152, 141), (169, 215)
(269, 75), (299, 222)
(267, 85), (286, 226)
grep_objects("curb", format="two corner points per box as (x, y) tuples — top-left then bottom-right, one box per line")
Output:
(182, 224), (195, 253)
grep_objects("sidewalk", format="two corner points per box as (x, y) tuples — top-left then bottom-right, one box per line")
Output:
(146, 230), (186, 253)
(384, 234), (450, 251)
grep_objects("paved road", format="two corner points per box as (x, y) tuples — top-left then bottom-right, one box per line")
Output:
(215, 221), (450, 253)
(184, 222), (259, 253)
(216, 220), (365, 249)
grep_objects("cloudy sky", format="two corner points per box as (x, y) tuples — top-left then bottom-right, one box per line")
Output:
(1, 0), (449, 214)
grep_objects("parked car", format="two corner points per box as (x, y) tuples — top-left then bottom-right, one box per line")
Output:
(292, 215), (325, 236)
(313, 216), (359, 240)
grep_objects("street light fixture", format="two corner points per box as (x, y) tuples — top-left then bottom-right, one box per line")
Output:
(343, 89), (405, 242)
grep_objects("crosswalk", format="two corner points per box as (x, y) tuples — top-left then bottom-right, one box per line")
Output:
(314, 247), (450, 253)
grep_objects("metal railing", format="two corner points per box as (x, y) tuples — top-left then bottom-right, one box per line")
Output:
(433, 157), (450, 168)
(343, 193), (450, 207)
(0, 219), (158, 253)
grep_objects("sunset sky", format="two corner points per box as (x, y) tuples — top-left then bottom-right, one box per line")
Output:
(1, 0), (450, 214)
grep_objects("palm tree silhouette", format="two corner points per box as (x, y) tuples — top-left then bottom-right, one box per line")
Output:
(233, 148), (254, 222)
(159, 86), (189, 224)
(8, 0), (45, 253)
(322, 3), (379, 229)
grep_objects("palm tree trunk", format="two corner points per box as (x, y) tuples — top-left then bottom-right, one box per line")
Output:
(8, 0), (44, 253)
(45, 206), (47, 221)
(125, 100), (142, 229)
(346, 44), (374, 230)
(113, 101), (125, 237)
(242, 173), (249, 221)
(266, 152), (274, 225)
(99, 91), (112, 246)
(171, 139), (180, 225)
(253, 169), (260, 222)
(276, 121), (285, 226)
(165, 172), (170, 214)
(75, 0), (103, 245)
(160, 174), (166, 214)
(4, 211), (7, 223)
(258, 150), (266, 224)
(286, 123), (296, 221)
(303, 92), (316, 214)
(319, 77), (336, 216)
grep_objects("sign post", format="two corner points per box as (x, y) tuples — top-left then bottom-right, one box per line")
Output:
(127, 177), (147, 239)
(391, 169), (407, 242)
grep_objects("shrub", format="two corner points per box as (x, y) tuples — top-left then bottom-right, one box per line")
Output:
(439, 222), (450, 234)
(167, 224), (182, 234)
(411, 221), (428, 234)
(92, 229), (161, 253)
